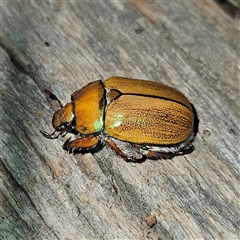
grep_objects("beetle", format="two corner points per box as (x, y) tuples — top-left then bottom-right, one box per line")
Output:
(40, 76), (198, 162)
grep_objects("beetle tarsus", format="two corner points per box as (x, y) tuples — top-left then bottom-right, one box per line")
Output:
(40, 129), (60, 139)
(145, 150), (175, 160)
(176, 145), (194, 156)
(126, 157), (146, 163)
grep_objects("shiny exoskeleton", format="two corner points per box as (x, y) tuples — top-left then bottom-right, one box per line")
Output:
(41, 77), (198, 162)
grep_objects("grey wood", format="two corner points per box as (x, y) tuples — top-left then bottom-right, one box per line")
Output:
(1, 1), (239, 239)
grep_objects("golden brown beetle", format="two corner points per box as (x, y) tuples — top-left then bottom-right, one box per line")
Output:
(41, 77), (198, 162)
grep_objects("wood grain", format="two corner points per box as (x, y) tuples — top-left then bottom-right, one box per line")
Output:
(1, 1), (239, 239)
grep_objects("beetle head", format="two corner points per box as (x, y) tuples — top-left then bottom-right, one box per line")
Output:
(52, 102), (74, 130)
(40, 89), (75, 139)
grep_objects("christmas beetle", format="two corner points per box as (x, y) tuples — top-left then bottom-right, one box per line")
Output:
(40, 76), (198, 162)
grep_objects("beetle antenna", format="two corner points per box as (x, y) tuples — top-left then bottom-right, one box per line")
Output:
(40, 129), (60, 139)
(44, 89), (63, 108)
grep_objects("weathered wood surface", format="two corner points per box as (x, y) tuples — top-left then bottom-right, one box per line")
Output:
(1, 1), (239, 239)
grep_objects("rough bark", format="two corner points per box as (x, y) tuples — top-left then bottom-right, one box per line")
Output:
(1, 1), (239, 239)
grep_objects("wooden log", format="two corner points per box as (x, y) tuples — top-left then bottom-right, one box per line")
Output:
(1, 1), (239, 239)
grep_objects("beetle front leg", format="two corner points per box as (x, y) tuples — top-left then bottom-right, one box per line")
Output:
(63, 135), (103, 154)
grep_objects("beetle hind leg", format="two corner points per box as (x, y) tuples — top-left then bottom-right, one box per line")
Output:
(105, 137), (195, 162)
(142, 149), (175, 160)
(141, 144), (195, 160)
(175, 145), (194, 156)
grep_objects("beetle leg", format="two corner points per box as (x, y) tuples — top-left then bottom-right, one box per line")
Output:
(105, 138), (145, 162)
(105, 138), (129, 161)
(40, 129), (60, 139)
(141, 145), (195, 160)
(63, 135), (104, 154)
(143, 150), (175, 160)
(175, 145), (194, 156)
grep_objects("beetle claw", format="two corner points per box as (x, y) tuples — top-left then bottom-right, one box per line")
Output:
(62, 137), (72, 151)
(176, 145), (194, 156)
(126, 157), (146, 163)
(40, 129), (60, 139)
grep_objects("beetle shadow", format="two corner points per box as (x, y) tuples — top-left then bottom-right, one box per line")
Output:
(191, 103), (199, 137)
